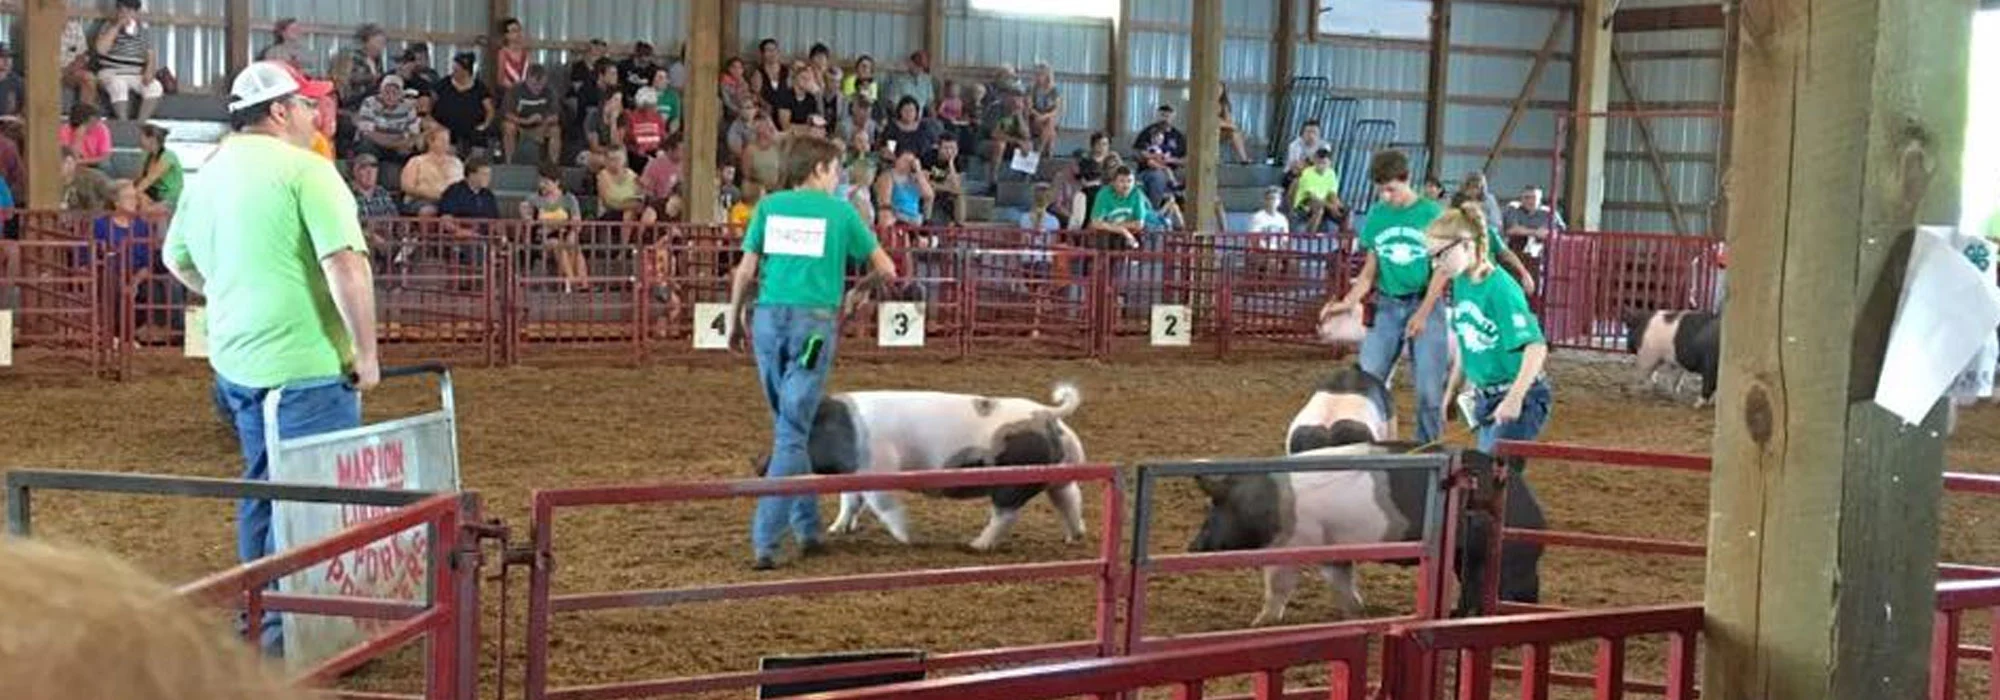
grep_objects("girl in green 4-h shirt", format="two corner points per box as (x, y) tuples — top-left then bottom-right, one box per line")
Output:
(1426, 202), (1552, 457)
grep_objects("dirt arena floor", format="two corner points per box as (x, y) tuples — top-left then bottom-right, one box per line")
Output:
(6, 350), (2000, 698)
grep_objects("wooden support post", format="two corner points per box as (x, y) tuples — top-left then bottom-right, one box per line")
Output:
(686, 0), (723, 225)
(721, 0), (740, 59)
(22, 0), (63, 210)
(1703, 2), (1971, 700)
(1480, 12), (1566, 177)
(1565, 0), (1610, 230)
(225, 0), (250, 79)
(487, 0), (510, 89)
(1186, 0), (1223, 233)
(1107, 0), (1130, 141)
(1271, 0), (1297, 155)
(1711, 0), (1739, 239)
(1424, 0), (1452, 181)
(924, 0), (945, 77)
(1608, 49), (1688, 236)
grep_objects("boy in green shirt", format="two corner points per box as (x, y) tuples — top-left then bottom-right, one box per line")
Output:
(727, 134), (898, 571)
(1289, 147), (1343, 233)
(1320, 149), (1450, 443)
(1089, 165), (1149, 249)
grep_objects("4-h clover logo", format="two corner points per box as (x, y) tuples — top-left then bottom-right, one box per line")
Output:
(1965, 242), (1993, 273)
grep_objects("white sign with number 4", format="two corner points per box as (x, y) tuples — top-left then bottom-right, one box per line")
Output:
(693, 303), (732, 350)
(184, 306), (209, 358)
(0, 309), (12, 367)
(877, 302), (925, 347)
(1151, 305), (1192, 346)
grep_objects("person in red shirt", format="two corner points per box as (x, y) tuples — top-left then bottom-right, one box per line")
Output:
(623, 86), (667, 171)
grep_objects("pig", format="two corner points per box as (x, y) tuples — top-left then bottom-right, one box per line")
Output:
(753, 384), (1087, 551)
(1188, 442), (1546, 625)
(1622, 309), (1721, 406)
(1285, 367), (1397, 454)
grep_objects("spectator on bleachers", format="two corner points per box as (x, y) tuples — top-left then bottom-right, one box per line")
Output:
(624, 87), (668, 169)
(59, 104), (111, 169)
(1284, 119), (1324, 176)
(640, 136), (683, 211)
(987, 64), (1025, 108)
(331, 24), (390, 110)
(60, 18), (97, 109)
(433, 53), (495, 155)
(731, 181), (761, 226)
(649, 67), (683, 136)
(61, 147), (114, 211)
(1020, 182), (1061, 232)
(842, 55), (878, 106)
(496, 18), (528, 91)
(0, 46), (22, 118)
(580, 58), (620, 125)
(984, 92), (1032, 191)
(94, 180), (152, 272)
(839, 130), (875, 219)
(1049, 166), (1083, 227)
(502, 63), (561, 164)
(400, 128), (464, 214)
(726, 101), (761, 163)
(1460, 171), (1504, 234)
(1423, 176), (1445, 202)
(1289, 148), (1343, 233)
(807, 43), (842, 90)
(884, 51), (937, 117)
(779, 65), (825, 135)
(881, 95), (937, 163)
(1250, 186), (1289, 236)
(93, 0), (163, 121)
(133, 123), (179, 213)
(438, 154), (499, 226)
(719, 159), (742, 211)
(1028, 63), (1063, 157)
(1137, 126), (1182, 210)
(521, 163), (587, 292)
(1075, 131), (1116, 219)
(1133, 103), (1186, 164)
(619, 42), (662, 103)
(0, 118), (24, 204)
(875, 150), (932, 228)
(257, 18), (308, 72)
(927, 133), (964, 226)
(567, 39), (609, 115)
(804, 112), (830, 141)
(836, 97), (877, 147)
(348, 153), (398, 222)
(1088, 166), (1147, 250)
(743, 113), (783, 191)
(579, 89), (624, 179)
(752, 38), (790, 113)
(722, 56), (753, 119)
(935, 80), (972, 146)
(356, 75), (421, 162)
(1502, 184), (1563, 268)
(596, 147), (654, 222)
(396, 42), (441, 98)
(1218, 89), (1251, 164)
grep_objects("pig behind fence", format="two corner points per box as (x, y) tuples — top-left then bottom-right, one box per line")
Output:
(1622, 309), (1720, 406)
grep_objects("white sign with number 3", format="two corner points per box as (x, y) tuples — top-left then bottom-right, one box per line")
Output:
(1151, 305), (1192, 346)
(877, 302), (925, 347)
(693, 303), (732, 349)
(184, 306), (209, 358)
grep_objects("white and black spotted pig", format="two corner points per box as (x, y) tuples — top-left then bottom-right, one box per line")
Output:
(1285, 367), (1397, 454)
(755, 384), (1087, 551)
(1187, 442), (1546, 625)
(1621, 309), (1721, 405)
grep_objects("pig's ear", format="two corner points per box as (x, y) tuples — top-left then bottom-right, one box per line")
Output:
(1194, 475), (1230, 500)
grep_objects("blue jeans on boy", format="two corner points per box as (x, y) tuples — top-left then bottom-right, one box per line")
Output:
(214, 373), (362, 652)
(1471, 377), (1553, 456)
(751, 305), (839, 559)
(1357, 293), (1450, 443)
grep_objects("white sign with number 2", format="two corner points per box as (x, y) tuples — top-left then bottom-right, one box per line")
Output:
(1151, 305), (1192, 347)
(877, 302), (925, 347)
(693, 303), (732, 349)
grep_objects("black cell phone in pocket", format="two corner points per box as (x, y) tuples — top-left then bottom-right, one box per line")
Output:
(799, 333), (825, 370)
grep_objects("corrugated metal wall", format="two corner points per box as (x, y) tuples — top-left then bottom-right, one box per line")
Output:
(511, 0), (688, 69)
(738, 0), (919, 66)
(944, 1), (1109, 138)
(1606, 26), (1726, 235)
(1121, 0), (1275, 151)
(1440, 1), (1572, 197)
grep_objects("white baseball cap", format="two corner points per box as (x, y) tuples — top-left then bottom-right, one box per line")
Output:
(229, 60), (334, 113)
(633, 87), (659, 107)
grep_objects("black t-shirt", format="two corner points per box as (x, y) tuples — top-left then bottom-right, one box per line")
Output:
(618, 58), (658, 100)
(1133, 124), (1187, 160)
(755, 63), (790, 112)
(783, 91), (821, 128)
(431, 77), (491, 141)
(438, 182), (499, 219)
(879, 119), (937, 161)
(0, 76), (22, 117)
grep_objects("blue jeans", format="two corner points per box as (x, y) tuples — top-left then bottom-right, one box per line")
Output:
(214, 373), (361, 651)
(1358, 293), (1450, 443)
(751, 305), (839, 558)
(1471, 377), (1554, 456)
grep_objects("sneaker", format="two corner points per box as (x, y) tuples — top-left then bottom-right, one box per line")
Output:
(751, 556), (777, 571)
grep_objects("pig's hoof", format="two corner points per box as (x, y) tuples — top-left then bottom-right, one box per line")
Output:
(1249, 612), (1281, 627)
(965, 538), (998, 552)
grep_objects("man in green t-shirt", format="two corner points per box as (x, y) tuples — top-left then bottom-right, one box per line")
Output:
(1289, 147), (1343, 233)
(1320, 149), (1450, 443)
(1088, 165), (1149, 250)
(727, 134), (898, 571)
(162, 61), (376, 653)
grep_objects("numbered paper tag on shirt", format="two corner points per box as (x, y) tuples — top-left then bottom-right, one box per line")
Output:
(693, 303), (732, 350)
(184, 306), (209, 359)
(1456, 390), (1481, 430)
(1150, 304), (1192, 347)
(764, 214), (828, 258)
(0, 309), (12, 367)
(876, 301), (925, 348)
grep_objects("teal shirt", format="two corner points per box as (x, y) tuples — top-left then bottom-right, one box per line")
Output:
(1448, 270), (1545, 389)
(1361, 197), (1445, 297)
(741, 189), (880, 308)
(1090, 185), (1151, 224)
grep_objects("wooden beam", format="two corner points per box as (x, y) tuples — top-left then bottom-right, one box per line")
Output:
(1424, 0), (1452, 181)
(22, 0), (62, 210)
(1711, 0), (1738, 239)
(1271, 0), (1297, 155)
(1703, 1), (1970, 699)
(1187, 0), (1223, 232)
(1608, 49), (1688, 236)
(1479, 12), (1566, 177)
(1107, 0), (1130, 140)
(1564, 0), (1609, 230)
(923, 0), (945, 77)
(720, 0), (740, 59)
(1608, 4), (1722, 32)
(225, 0), (249, 79)
(487, 0), (509, 88)
(686, 0), (723, 225)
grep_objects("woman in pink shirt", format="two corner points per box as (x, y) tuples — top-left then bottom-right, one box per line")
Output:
(496, 17), (528, 90)
(59, 104), (112, 168)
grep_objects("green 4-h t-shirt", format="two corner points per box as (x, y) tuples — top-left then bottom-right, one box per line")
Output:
(1448, 269), (1545, 389)
(164, 134), (368, 389)
(742, 189), (880, 309)
(1091, 185), (1152, 224)
(1361, 197), (1444, 297)
(657, 88), (682, 127)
